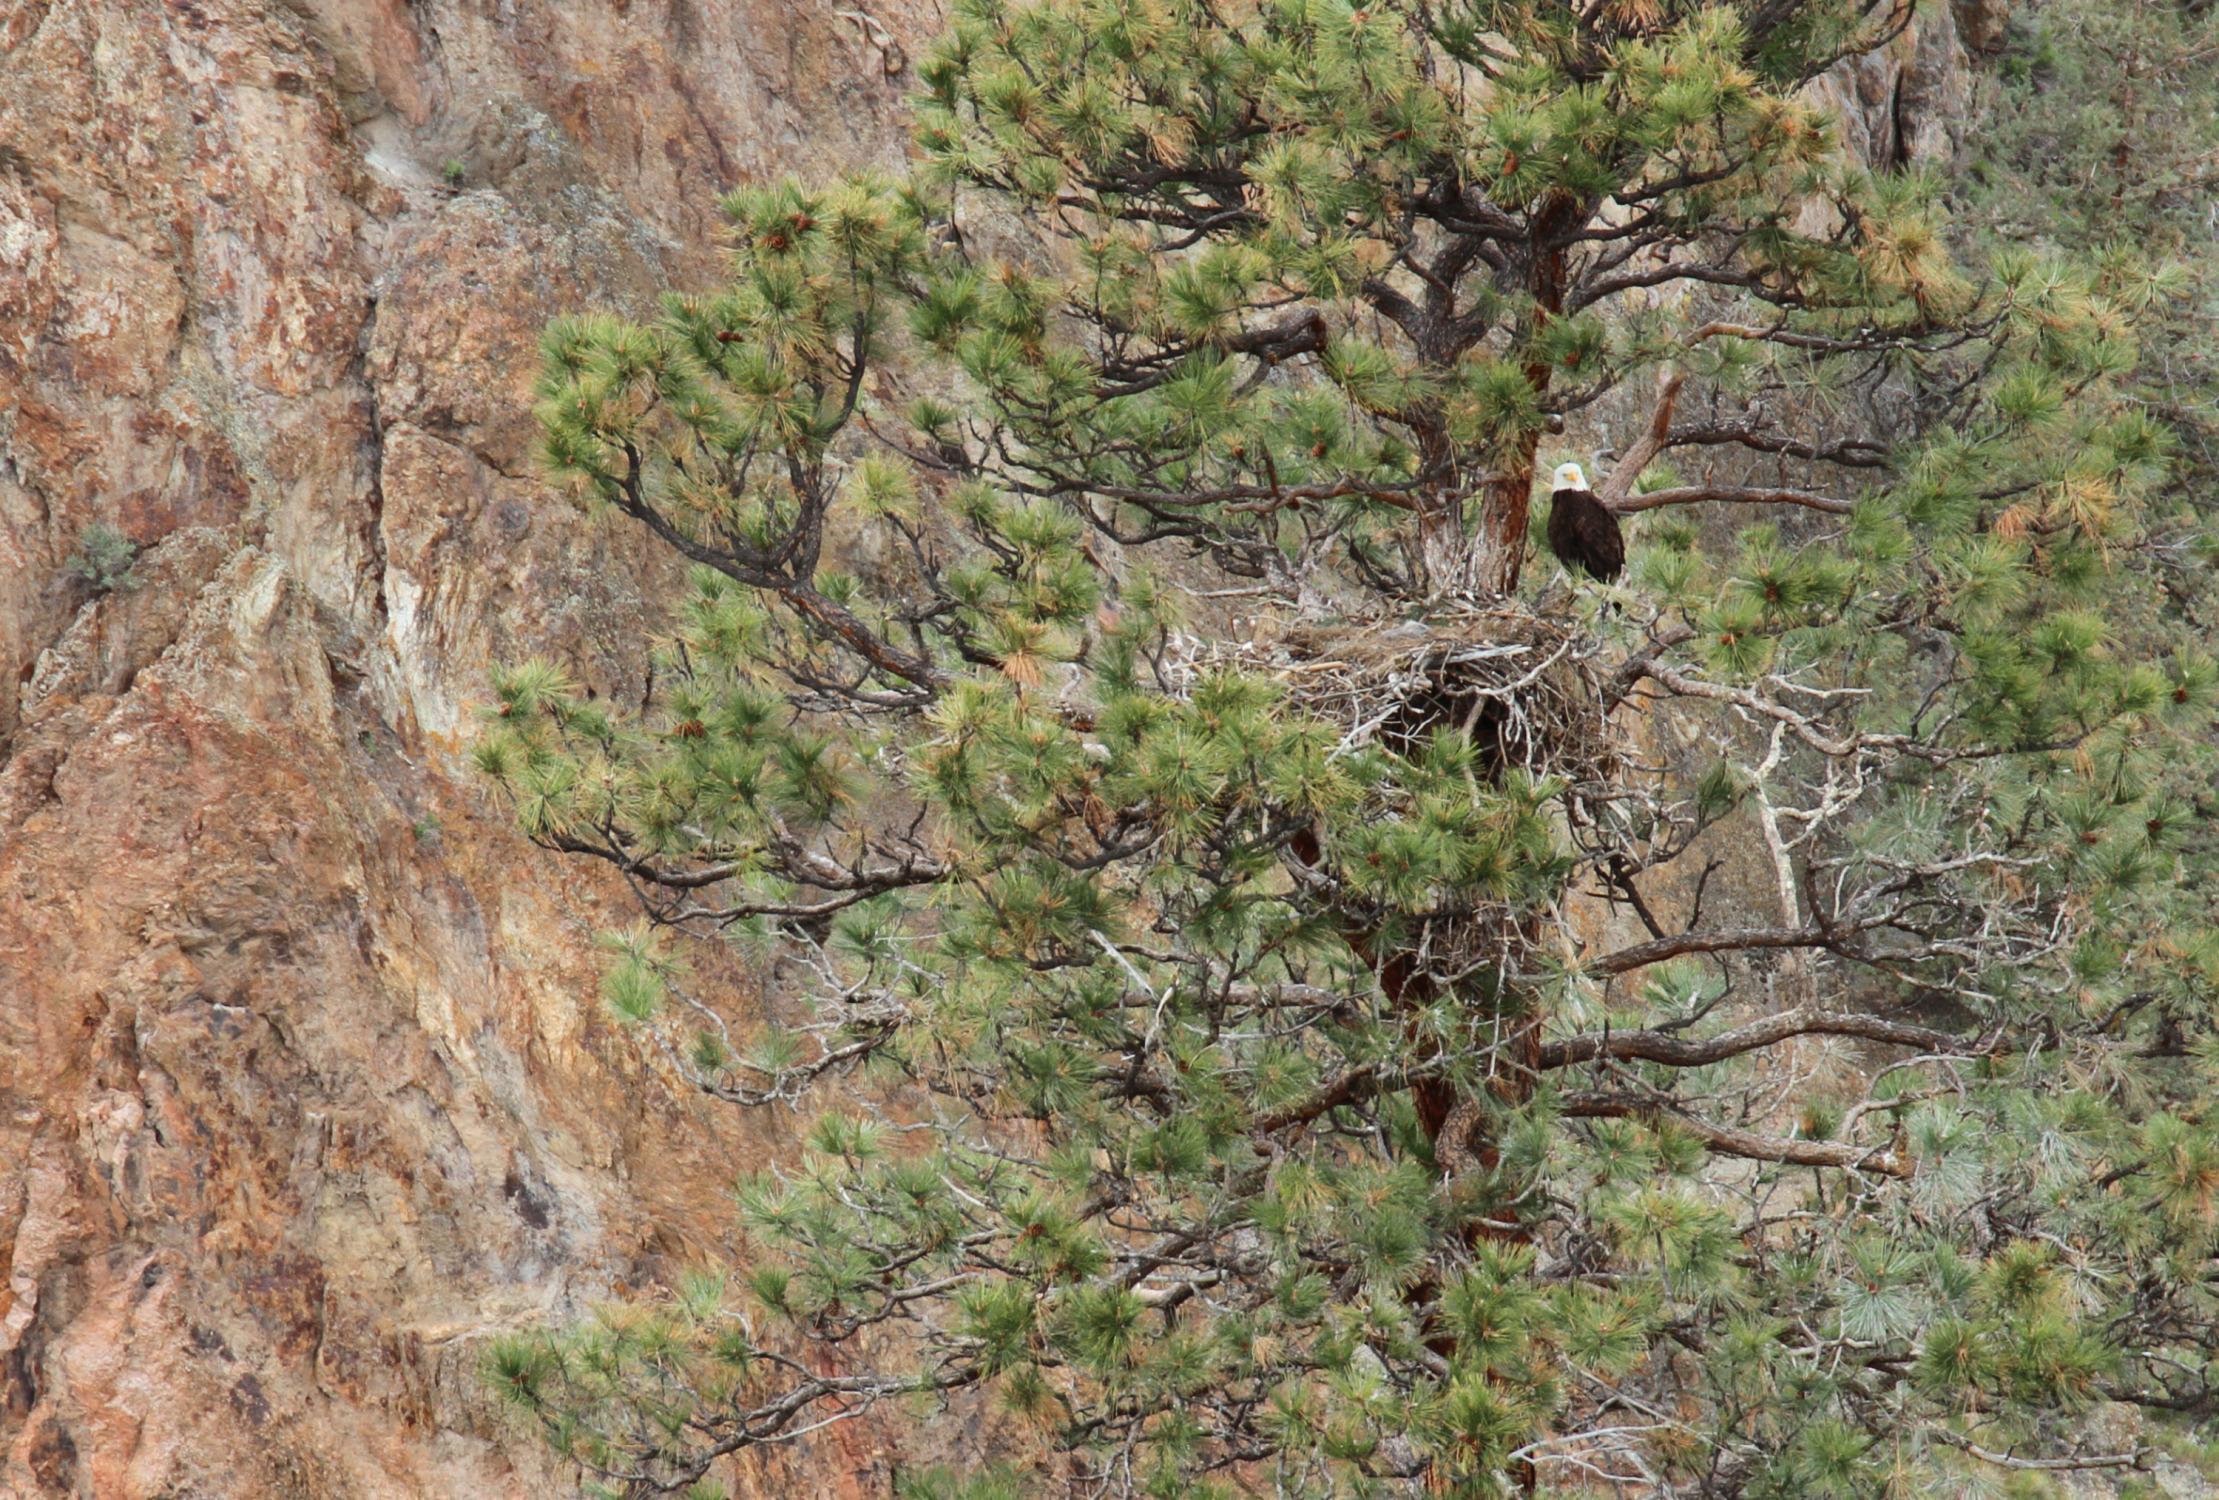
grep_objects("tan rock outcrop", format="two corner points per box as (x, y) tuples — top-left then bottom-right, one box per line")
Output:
(1811, 0), (1983, 171)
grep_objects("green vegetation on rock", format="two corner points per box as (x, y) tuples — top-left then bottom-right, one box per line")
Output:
(66, 523), (140, 595)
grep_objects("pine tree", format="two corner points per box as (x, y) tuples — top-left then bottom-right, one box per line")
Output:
(478, 0), (2219, 1494)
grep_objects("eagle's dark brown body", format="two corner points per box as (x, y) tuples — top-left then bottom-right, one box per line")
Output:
(1546, 484), (1624, 582)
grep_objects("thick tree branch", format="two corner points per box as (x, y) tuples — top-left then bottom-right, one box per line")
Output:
(1540, 1004), (1980, 1069)
(1664, 423), (1890, 469)
(1586, 924), (1837, 976)
(1610, 484), (1854, 516)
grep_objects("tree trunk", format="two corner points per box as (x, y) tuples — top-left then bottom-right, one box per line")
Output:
(1413, 413), (1544, 597)
(1472, 438), (1541, 595)
(1413, 220), (1568, 599)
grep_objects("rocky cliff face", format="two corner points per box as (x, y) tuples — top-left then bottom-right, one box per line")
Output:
(0, 4), (925, 1495)
(0, 4), (1988, 1497)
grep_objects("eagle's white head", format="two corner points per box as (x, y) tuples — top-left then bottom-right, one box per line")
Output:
(1552, 462), (1589, 491)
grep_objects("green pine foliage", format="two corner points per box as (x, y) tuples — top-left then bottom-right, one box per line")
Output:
(479, 0), (2219, 1493)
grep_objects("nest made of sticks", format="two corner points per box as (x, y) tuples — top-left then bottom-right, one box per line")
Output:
(1168, 600), (1619, 790)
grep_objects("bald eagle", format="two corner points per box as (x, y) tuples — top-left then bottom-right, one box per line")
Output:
(1545, 462), (1624, 583)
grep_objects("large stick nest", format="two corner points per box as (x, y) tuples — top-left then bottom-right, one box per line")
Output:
(1168, 600), (1620, 791)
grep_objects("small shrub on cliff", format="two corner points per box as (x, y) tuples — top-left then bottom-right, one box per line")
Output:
(66, 523), (138, 594)
(483, 0), (2218, 1493)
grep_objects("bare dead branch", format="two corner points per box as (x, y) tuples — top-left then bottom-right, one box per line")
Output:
(1559, 1091), (1912, 1176)
(1598, 367), (1689, 508)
